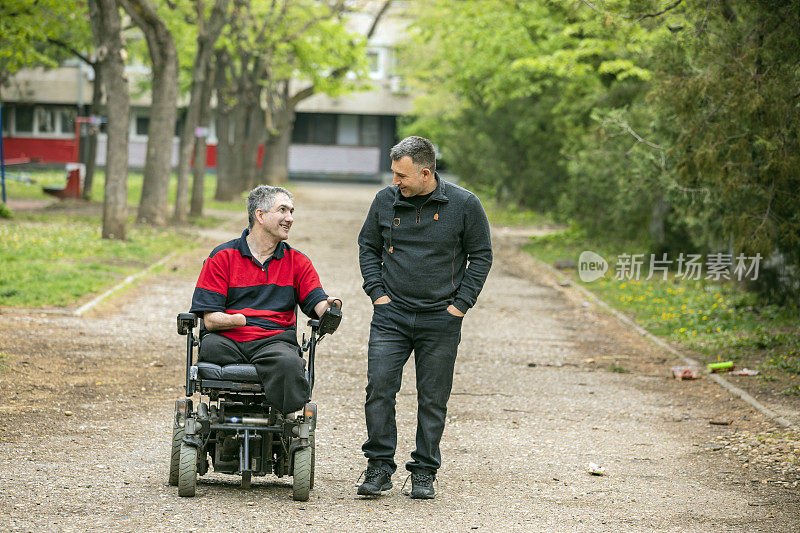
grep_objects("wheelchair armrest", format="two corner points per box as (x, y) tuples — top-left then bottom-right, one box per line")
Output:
(316, 305), (342, 336)
(177, 312), (198, 335)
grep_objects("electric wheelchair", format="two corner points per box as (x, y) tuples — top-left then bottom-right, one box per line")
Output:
(169, 302), (341, 501)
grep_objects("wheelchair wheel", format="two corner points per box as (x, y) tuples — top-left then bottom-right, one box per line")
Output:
(292, 447), (312, 501)
(309, 430), (315, 490)
(168, 426), (184, 486)
(178, 442), (198, 497)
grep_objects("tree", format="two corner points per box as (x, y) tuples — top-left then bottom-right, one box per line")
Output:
(89, 0), (131, 239)
(119, 0), (179, 225)
(211, 0), (370, 199)
(654, 0), (800, 292)
(258, 0), (391, 185)
(189, 58), (215, 216)
(0, 1), (78, 89)
(173, 0), (230, 222)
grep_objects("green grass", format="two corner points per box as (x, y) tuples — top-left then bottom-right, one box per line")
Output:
(481, 196), (555, 227)
(523, 227), (800, 378)
(474, 190), (555, 227)
(0, 168), (299, 308)
(2, 168), (244, 211)
(0, 168), (250, 308)
(0, 214), (189, 307)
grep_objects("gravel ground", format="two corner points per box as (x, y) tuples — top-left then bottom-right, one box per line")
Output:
(1, 182), (799, 532)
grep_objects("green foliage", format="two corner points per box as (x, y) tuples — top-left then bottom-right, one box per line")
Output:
(0, 201), (12, 219)
(215, 0), (366, 102)
(401, 0), (800, 302)
(0, 0), (86, 81)
(654, 1), (800, 265)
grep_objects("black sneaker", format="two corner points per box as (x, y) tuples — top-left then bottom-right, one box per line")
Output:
(410, 472), (435, 499)
(357, 466), (392, 496)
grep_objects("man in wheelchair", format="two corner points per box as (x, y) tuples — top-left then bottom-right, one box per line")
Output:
(190, 185), (337, 415)
(172, 185), (340, 500)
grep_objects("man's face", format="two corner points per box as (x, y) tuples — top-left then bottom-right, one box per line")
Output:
(392, 156), (431, 197)
(256, 193), (294, 241)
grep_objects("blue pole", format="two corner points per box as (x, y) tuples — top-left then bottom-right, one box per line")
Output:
(0, 103), (6, 204)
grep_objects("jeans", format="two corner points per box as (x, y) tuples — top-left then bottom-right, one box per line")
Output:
(362, 301), (463, 475)
(198, 331), (309, 414)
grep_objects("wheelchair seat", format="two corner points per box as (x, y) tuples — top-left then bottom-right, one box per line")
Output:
(195, 362), (260, 383)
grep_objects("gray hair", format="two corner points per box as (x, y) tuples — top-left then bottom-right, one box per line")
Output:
(247, 185), (292, 228)
(390, 136), (436, 173)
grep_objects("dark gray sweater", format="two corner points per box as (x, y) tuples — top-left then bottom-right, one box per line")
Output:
(358, 174), (493, 313)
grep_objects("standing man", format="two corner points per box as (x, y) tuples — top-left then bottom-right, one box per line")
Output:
(357, 136), (493, 499)
(190, 185), (337, 415)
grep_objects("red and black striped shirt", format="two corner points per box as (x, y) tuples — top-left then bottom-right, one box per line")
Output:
(190, 228), (328, 342)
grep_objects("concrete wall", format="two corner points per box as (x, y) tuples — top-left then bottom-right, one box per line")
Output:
(289, 144), (381, 174)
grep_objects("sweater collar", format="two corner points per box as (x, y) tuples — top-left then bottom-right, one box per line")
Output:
(393, 172), (450, 206)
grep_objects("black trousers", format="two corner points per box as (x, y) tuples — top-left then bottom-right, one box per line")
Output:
(362, 302), (463, 476)
(198, 331), (309, 414)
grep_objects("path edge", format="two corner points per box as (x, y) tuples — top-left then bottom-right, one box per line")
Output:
(73, 251), (179, 317)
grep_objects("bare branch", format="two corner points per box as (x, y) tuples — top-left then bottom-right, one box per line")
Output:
(749, 179), (775, 241)
(46, 38), (94, 66)
(635, 0), (683, 21)
(366, 0), (392, 39)
(581, 0), (683, 23)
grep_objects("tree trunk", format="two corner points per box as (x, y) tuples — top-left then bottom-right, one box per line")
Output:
(82, 61), (103, 200)
(91, 0), (129, 240)
(214, 107), (234, 201)
(174, 0), (229, 222)
(242, 101), (265, 190)
(260, 110), (293, 185)
(120, 0), (179, 225)
(229, 95), (248, 194)
(213, 50), (235, 201)
(190, 60), (215, 217)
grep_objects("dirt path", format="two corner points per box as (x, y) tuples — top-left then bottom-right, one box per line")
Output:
(1, 183), (799, 532)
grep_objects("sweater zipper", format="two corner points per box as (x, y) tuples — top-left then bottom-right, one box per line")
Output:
(416, 198), (433, 223)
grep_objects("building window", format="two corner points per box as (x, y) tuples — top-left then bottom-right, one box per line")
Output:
(35, 107), (58, 134)
(312, 114), (336, 144)
(59, 108), (76, 134)
(6, 105), (78, 137)
(367, 50), (380, 75)
(337, 115), (360, 146)
(361, 116), (379, 146)
(136, 115), (149, 136)
(293, 113), (384, 147)
(292, 114), (311, 143)
(15, 106), (34, 134)
(1, 107), (11, 134)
